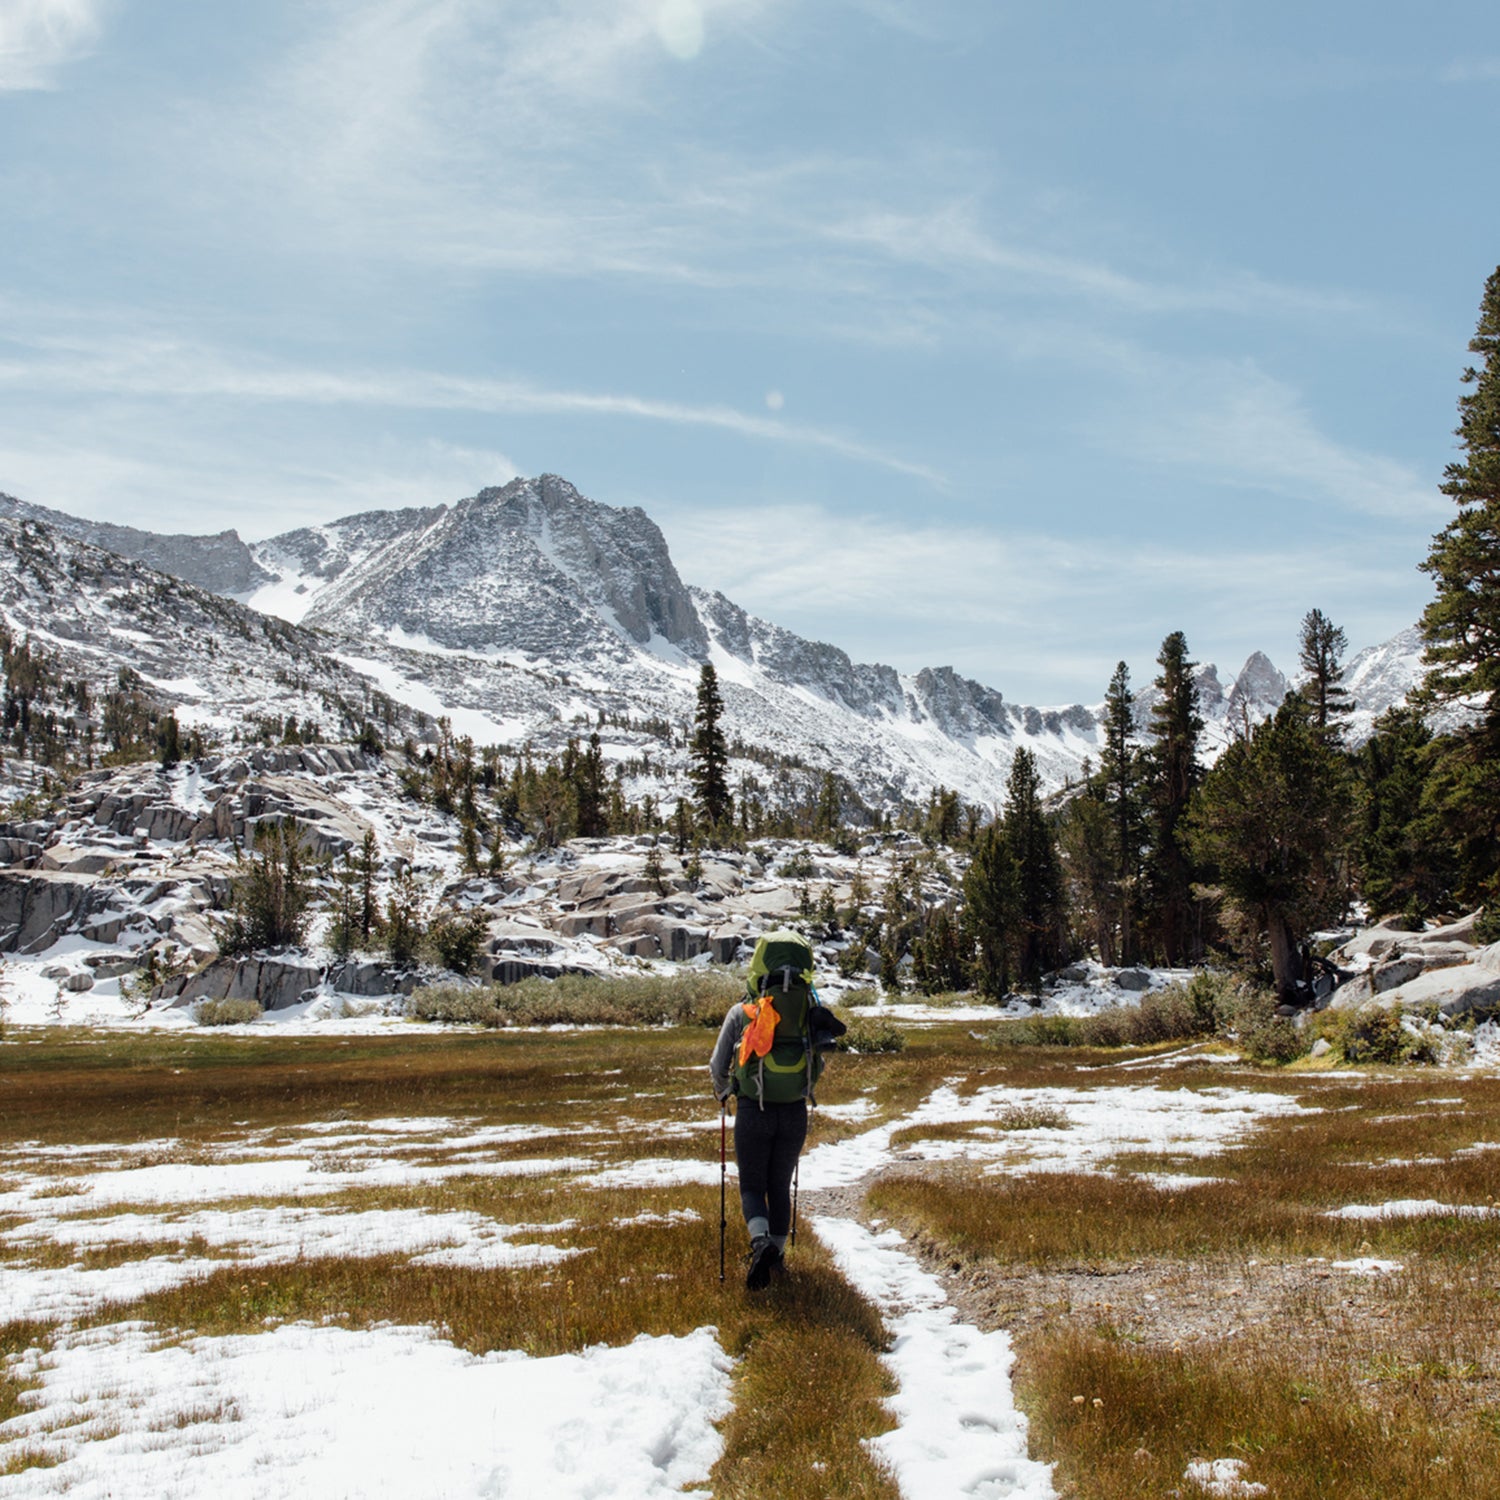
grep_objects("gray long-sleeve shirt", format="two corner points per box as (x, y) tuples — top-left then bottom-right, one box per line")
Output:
(709, 1003), (749, 1101)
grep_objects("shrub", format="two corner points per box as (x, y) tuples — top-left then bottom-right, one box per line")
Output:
(1230, 990), (1312, 1064)
(836, 1018), (906, 1054)
(194, 998), (263, 1026)
(217, 822), (312, 955)
(1313, 1004), (1437, 1066)
(986, 1014), (1086, 1048)
(840, 987), (879, 1008)
(405, 984), (499, 1025)
(425, 907), (489, 976)
(406, 971), (741, 1029)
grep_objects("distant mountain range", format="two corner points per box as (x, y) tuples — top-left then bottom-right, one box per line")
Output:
(0, 478), (1426, 807)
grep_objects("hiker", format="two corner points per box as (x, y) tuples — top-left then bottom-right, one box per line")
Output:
(710, 928), (844, 1289)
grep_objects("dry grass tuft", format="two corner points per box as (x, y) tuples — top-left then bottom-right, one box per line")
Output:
(1019, 1324), (1500, 1500)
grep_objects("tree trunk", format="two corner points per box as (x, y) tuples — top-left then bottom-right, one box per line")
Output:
(1267, 913), (1303, 1002)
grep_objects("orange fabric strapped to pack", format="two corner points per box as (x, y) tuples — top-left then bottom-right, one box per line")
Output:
(737, 997), (781, 1067)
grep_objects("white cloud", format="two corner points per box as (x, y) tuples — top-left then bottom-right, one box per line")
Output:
(653, 497), (1426, 702)
(0, 0), (103, 89)
(0, 331), (942, 484)
(1106, 356), (1444, 521)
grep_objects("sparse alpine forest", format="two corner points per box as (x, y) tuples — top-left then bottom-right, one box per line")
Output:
(3, 274), (1500, 1498)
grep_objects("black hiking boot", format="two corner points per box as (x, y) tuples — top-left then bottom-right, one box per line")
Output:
(746, 1235), (782, 1290)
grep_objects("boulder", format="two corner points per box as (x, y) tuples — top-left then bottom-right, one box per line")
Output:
(38, 846), (116, 876)
(163, 954), (325, 1011)
(1371, 956), (1424, 994)
(330, 960), (405, 997)
(61, 970), (95, 992)
(1337, 922), (1421, 963)
(0, 837), (43, 866)
(134, 805), (199, 843)
(83, 951), (140, 978)
(1420, 909), (1484, 947)
(0, 870), (110, 952)
(614, 912), (712, 961)
(1114, 968), (1152, 992)
(1374, 946), (1500, 1018)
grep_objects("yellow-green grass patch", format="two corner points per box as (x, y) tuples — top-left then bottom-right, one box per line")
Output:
(1017, 1309), (1500, 1500)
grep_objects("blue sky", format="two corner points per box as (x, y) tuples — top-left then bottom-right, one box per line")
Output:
(2, 1), (1497, 704)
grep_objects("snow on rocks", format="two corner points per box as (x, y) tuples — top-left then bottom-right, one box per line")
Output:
(0, 1321), (732, 1500)
(816, 1216), (1057, 1500)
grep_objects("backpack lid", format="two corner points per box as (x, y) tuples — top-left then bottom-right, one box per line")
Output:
(746, 928), (815, 995)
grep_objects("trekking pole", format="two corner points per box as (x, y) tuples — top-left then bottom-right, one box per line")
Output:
(719, 1101), (727, 1283)
(791, 1157), (800, 1249)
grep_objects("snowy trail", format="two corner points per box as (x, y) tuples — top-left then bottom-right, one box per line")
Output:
(815, 1216), (1056, 1499)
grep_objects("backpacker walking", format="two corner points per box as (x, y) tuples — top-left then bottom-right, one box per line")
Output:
(709, 928), (844, 1289)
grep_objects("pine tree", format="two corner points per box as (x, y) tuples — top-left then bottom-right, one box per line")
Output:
(1355, 707), (1454, 920)
(1142, 631), (1204, 963)
(1099, 662), (1146, 962)
(1186, 697), (1352, 1000)
(1059, 776), (1118, 963)
(690, 663), (732, 832)
(1298, 608), (1352, 735)
(1004, 747), (1067, 992)
(1417, 266), (1500, 908)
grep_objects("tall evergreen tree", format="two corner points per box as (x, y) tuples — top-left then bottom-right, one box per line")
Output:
(1355, 707), (1454, 920)
(690, 663), (732, 832)
(1417, 266), (1500, 908)
(963, 819), (1017, 999)
(1099, 661), (1145, 962)
(1298, 608), (1352, 735)
(1143, 631), (1204, 963)
(1058, 775), (1118, 963)
(1004, 747), (1067, 991)
(1186, 697), (1353, 1000)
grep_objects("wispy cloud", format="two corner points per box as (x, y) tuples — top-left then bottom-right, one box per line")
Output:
(823, 200), (1369, 320)
(1442, 57), (1500, 83)
(655, 498), (1427, 702)
(0, 0), (103, 89)
(0, 332), (943, 484)
(1103, 354), (1444, 521)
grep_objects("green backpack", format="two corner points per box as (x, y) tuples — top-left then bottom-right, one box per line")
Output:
(733, 929), (820, 1105)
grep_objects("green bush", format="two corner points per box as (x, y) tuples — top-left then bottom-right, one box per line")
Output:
(836, 1018), (906, 1054)
(1230, 990), (1312, 1064)
(985, 971), (1276, 1054)
(194, 998), (264, 1026)
(405, 984), (500, 1025)
(1312, 1004), (1437, 1066)
(425, 907), (489, 976)
(986, 1014), (1086, 1048)
(406, 970), (741, 1028)
(840, 987), (879, 1008)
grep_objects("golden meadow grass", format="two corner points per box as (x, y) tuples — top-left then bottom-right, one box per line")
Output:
(1, 1023), (907, 1493)
(872, 1053), (1500, 1498)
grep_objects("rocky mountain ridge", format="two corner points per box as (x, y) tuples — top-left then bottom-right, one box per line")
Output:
(0, 475), (1428, 808)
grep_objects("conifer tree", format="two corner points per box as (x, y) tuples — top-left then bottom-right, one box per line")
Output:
(690, 663), (732, 832)
(1298, 608), (1352, 735)
(1099, 662), (1146, 962)
(1417, 266), (1500, 908)
(963, 821), (1016, 998)
(1142, 631), (1204, 963)
(1004, 747), (1067, 991)
(1355, 707), (1454, 920)
(1186, 697), (1352, 999)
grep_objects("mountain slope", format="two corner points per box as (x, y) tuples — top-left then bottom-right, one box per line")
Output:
(0, 475), (1434, 805)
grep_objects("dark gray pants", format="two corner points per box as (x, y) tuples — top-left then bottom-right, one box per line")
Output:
(734, 1098), (807, 1238)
